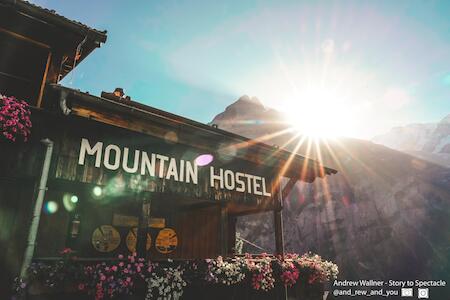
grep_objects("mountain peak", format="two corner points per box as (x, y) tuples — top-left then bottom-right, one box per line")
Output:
(210, 95), (286, 137)
(235, 95), (264, 107)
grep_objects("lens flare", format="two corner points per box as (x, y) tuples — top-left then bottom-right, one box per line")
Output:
(195, 154), (214, 166)
(70, 195), (79, 203)
(44, 201), (58, 214)
(63, 193), (78, 212)
(218, 144), (237, 162)
(93, 186), (103, 197)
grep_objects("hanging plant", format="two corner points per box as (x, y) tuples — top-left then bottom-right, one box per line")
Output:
(83, 253), (147, 300)
(0, 94), (32, 142)
(279, 259), (300, 287)
(14, 252), (339, 299)
(246, 254), (276, 291)
(205, 256), (246, 286)
(146, 263), (186, 300)
(293, 253), (339, 284)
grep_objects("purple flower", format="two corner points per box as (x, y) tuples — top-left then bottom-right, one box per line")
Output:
(0, 94), (32, 142)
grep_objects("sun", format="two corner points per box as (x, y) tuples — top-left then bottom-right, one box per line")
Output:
(281, 88), (354, 139)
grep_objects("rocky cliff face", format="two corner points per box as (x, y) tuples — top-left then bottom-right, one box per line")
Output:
(212, 96), (450, 280)
(372, 114), (450, 167)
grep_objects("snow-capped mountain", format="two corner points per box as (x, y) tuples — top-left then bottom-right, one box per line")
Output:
(372, 114), (450, 167)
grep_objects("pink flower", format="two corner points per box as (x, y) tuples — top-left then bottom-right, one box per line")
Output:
(60, 248), (73, 255)
(0, 94), (32, 142)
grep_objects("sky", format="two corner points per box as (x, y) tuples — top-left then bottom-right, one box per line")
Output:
(34, 0), (450, 139)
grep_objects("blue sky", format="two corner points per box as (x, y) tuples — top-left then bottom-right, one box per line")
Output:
(34, 0), (450, 138)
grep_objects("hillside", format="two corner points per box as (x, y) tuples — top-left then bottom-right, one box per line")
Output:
(211, 96), (450, 280)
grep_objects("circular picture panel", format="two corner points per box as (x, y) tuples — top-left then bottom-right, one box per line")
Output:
(126, 227), (152, 253)
(155, 228), (178, 254)
(91, 225), (121, 252)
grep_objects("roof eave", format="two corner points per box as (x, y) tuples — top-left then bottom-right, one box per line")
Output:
(2, 0), (107, 44)
(46, 84), (338, 180)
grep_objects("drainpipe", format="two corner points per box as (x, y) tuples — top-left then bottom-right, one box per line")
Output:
(20, 138), (54, 278)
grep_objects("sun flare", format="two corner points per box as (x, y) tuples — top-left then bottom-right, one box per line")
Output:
(281, 88), (355, 139)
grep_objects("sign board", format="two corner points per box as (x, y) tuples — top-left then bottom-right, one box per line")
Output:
(91, 225), (121, 252)
(78, 138), (272, 197)
(148, 218), (165, 228)
(155, 228), (178, 254)
(126, 227), (151, 253)
(54, 122), (278, 206)
(112, 214), (139, 227)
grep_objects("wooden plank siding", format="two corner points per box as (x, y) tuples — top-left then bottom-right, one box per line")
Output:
(0, 176), (37, 297)
(175, 205), (220, 259)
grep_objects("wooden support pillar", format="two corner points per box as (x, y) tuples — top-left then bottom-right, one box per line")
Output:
(219, 203), (229, 256)
(274, 187), (284, 256)
(274, 211), (284, 256)
(36, 50), (52, 108)
(274, 188), (287, 300)
(276, 178), (300, 300)
(282, 177), (298, 200)
(228, 215), (237, 254)
(137, 194), (151, 258)
(274, 177), (298, 256)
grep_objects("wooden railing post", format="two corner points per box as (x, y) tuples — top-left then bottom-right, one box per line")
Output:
(220, 203), (229, 256)
(274, 194), (284, 256)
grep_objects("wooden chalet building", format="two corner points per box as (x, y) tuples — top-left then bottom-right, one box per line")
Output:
(0, 1), (337, 298)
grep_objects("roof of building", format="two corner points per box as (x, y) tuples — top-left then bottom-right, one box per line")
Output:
(1, 0), (107, 42)
(46, 84), (337, 182)
(0, 0), (107, 80)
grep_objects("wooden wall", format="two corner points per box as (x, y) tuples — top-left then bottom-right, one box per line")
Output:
(175, 205), (221, 259)
(0, 175), (37, 297)
(34, 183), (223, 260)
(0, 107), (279, 285)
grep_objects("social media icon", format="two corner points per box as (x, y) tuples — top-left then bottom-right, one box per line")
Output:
(401, 288), (413, 297)
(417, 288), (429, 299)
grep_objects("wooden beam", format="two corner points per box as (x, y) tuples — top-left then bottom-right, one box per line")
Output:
(136, 195), (151, 258)
(0, 26), (50, 49)
(281, 177), (298, 202)
(274, 188), (284, 256)
(274, 209), (284, 256)
(228, 216), (237, 254)
(219, 204), (229, 256)
(36, 51), (52, 108)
